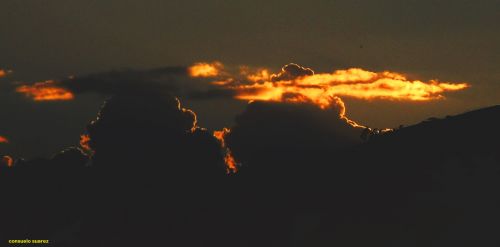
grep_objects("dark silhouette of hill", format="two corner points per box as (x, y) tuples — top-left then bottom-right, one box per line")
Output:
(333, 105), (500, 246)
(360, 104), (500, 156)
(0, 101), (499, 247)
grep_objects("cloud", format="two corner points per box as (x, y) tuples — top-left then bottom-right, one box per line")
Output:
(188, 61), (223, 77)
(14, 66), (188, 101)
(85, 91), (227, 175)
(270, 63), (314, 81)
(187, 61), (469, 130)
(182, 62), (468, 107)
(228, 64), (469, 108)
(224, 100), (363, 167)
(13, 62), (468, 122)
(0, 91), (234, 244)
(15, 80), (74, 101)
(61, 66), (187, 95)
(71, 92), (243, 245)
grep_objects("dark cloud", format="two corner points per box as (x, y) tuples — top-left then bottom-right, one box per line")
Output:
(35, 66), (240, 103)
(271, 63), (314, 81)
(0, 92), (235, 246)
(60, 66), (187, 96)
(187, 88), (237, 100)
(225, 101), (362, 166)
(74, 92), (237, 245)
(83, 91), (229, 180)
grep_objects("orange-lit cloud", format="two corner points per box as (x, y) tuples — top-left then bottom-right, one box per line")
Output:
(231, 67), (469, 108)
(193, 61), (469, 128)
(188, 61), (223, 77)
(213, 128), (238, 174)
(2, 156), (13, 167)
(0, 136), (8, 144)
(239, 66), (272, 83)
(80, 134), (94, 156)
(194, 62), (469, 106)
(16, 80), (75, 101)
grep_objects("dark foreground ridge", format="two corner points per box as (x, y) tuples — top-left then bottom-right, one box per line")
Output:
(1, 100), (499, 247)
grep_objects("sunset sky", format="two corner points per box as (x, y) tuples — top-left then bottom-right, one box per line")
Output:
(1, 0), (499, 158)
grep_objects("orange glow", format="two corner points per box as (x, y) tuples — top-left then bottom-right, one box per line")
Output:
(206, 62), (469, 129)
(2, 156), (13, 167)
(79, 134), (94, 156)
(239, 66), (272, 83)
(188, 61), (223, 77)
(231, 68), (469, 105)
(213, 128), (238, 174)
(16, 80), (74, 101)
(212, 63), (469, 105)
(0, 136), (8, 144)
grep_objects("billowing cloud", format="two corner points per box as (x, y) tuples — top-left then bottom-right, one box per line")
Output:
(85, 91), (227, 174)
(224, 100), (363, 166)
(270, 63), (314, 82)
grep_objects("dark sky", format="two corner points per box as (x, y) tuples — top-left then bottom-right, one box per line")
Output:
(1, 0), (499, 158)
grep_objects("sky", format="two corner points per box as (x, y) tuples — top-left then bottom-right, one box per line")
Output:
(1, 0), (499, 158)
